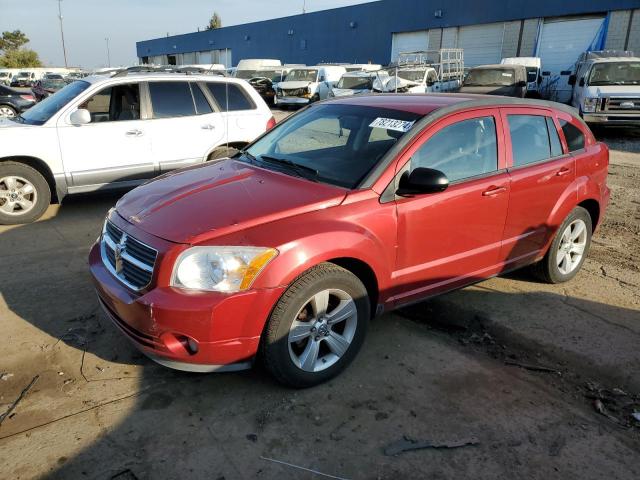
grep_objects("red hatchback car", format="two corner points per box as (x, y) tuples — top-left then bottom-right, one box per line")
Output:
(89, 94), (609, 387)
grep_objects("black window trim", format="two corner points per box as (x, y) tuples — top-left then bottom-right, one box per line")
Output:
(505, 112), (571, 172)
(188, 82), (214, 116)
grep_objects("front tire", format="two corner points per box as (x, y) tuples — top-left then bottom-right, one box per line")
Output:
(0, 162), (51, 225)
(262, 263), (370, 388)
(531, 206), (592, 283)
(207, 145), (242, 161)
(0, 105), (17, 118)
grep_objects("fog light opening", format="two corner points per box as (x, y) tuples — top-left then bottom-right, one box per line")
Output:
(177, 335), (199, 355)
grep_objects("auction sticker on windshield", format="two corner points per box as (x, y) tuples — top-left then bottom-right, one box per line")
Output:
(369, 117), (415, 133)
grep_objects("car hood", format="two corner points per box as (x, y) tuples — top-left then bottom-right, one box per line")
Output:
(588, 85), (640, 96)
(279, 80), (313, 89)
(116, 159), (348, 244)
(459, 85), (518, 96)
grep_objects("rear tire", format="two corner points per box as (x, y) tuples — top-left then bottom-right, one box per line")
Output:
(207, 146), (242, 161)
(0, 162), (51, 225)
(262, 263), (370, 388)
(0, 105), (17, 118)
(531, 206), (592, 284)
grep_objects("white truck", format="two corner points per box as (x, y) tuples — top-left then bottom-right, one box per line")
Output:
(276, 66), (347, 106)
(0, 71), (274, 224)
(501, 57), (542, 97)
(329, 70), (390, 97)
(384, 49), (464, 93)
(568, 50), (640, 127)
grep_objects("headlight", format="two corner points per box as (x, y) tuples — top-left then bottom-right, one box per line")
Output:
(171, 246), (278, 292)
(583, 97), (600, 113)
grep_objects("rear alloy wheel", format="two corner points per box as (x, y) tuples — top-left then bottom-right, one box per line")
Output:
(531, 206), (592, 283)
(0, 162), (51, 224)
(0, 105), (17, 118)
(208, 146), (241, 161)
(262, 263), (369, 388)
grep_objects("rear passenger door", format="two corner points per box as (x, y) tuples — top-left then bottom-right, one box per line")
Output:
(499, 108), (575, 268)
(204, 81), (261, 144)
(146, 80), (224, 172)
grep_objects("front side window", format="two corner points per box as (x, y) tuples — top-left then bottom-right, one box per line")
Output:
(82, 83), (140, 122)
(244, 104), (422, 188)
(411, 117), (498, 182)
(205, 83), (254, 111)
(507, 115), (557, 167)
(559, 119), (585, 152)
(149, 81), (195, 118)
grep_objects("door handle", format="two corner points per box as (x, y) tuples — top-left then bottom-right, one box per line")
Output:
(201, 124), (216, 130)
(125, 129), (143, 137)
(556, 167), (571, 176)
(482, 186), (507, 196)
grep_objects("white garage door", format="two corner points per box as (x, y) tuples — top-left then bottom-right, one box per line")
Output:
(391, 30), (429, 62)
(536, 16), (605, 102)
(457, 23), (505, 66)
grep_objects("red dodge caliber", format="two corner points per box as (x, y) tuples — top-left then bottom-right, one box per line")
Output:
(89, 94), (609, 387)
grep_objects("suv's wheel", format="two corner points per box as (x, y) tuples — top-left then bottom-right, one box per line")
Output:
(531, 206), (592, 283)
(0, 105), (17, 118)
(0, 162), (51, 224)
(262, 263), (370, 388)
(208, 146), (241, 161)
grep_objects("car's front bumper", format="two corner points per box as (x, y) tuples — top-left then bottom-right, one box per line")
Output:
(89, 242), (286, 372)
(583, 113), (640, 126)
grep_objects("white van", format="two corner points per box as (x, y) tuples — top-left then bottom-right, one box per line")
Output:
(235, 59), (282, 79)
(276, 66), (347, 106)
(501, 57), (542, 96)
(0, 69), (19, 86)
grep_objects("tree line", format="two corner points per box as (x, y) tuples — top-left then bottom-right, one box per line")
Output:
(0, 30), (42, 68)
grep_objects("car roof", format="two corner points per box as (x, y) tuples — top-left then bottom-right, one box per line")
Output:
(326, 93), (579, 117)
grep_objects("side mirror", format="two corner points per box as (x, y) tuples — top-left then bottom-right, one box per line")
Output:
(70, 108), (91, 125)
(568, 75), (576, 86)
(319, 75), (326, 82)
(537, 75), (543, 85)
(579, 77), (585, 87)
(397, 167), (449, 196)
(517, 80), (527, 88)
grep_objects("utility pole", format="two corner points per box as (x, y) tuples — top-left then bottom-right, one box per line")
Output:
(105, 38), (111, 67)
(57, 0), (68, 67)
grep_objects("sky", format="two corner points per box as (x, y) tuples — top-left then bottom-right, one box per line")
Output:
(1, 0), (375, 68)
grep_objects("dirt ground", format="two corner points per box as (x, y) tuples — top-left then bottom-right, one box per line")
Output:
(0, 116), (639, 479)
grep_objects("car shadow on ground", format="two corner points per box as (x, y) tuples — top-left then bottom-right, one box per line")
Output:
(1, 197), (639, 479)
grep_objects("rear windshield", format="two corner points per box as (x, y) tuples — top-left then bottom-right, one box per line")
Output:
(244, 104), (423, 189)
(465, 68), (516, 86)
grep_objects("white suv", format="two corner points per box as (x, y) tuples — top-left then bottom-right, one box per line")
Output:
(0, 72), (275, 224)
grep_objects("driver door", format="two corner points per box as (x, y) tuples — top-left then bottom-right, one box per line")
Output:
(57, 82), (154, 189)
(392, 109), (510, 305)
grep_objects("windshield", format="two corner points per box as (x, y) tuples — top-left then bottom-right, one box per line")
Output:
(285, 69), (318, 82)
(236, 69), (259, 79)
(40, 79), (67, 89)
(0, 72), (9, 78)
(464, 68), (516, 86)
(396, 70), (425, 83)
(336, 76), (374, 90)
(16, 80), (90, 125)
(16, 72), (30, 78)
(253, 70), (284, 82)
(588, 62), (640, 86)
(526, 67), (538, 83)
(243, 104), (422, 189)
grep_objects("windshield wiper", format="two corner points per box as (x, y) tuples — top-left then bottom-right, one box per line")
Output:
(259, 155), (319, 180)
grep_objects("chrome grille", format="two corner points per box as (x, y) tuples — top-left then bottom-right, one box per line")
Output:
(281, 88), (307, 97)
(101, 220), (157, 291)
(603, 97), (640, 113)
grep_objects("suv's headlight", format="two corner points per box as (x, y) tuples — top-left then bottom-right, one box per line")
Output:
(583, 97), (600, 113)
(171, 246), (278, 292)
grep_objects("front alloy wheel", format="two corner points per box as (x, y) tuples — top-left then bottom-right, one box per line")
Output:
(0, 105), (17, 118)
(262, 263), (369, 388)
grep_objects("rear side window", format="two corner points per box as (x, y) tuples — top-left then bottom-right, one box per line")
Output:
(149, 81), (195, 118)
(411, 116), (498, 182)
(507, 114), (557, 167)
(191, 83), (212, 115)
(205, 82), (255, 111)
(559, 119), (585, 152)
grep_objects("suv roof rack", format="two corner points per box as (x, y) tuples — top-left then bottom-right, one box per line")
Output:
(112, 65), (227, 78)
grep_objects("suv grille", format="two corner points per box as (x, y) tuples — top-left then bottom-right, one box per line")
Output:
(281, 88), (307, 97)
(101, 220), (157, 291)
(603, 97), (640, 113)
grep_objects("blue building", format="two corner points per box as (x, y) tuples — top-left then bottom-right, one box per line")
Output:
(137, 0), (640, 99)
